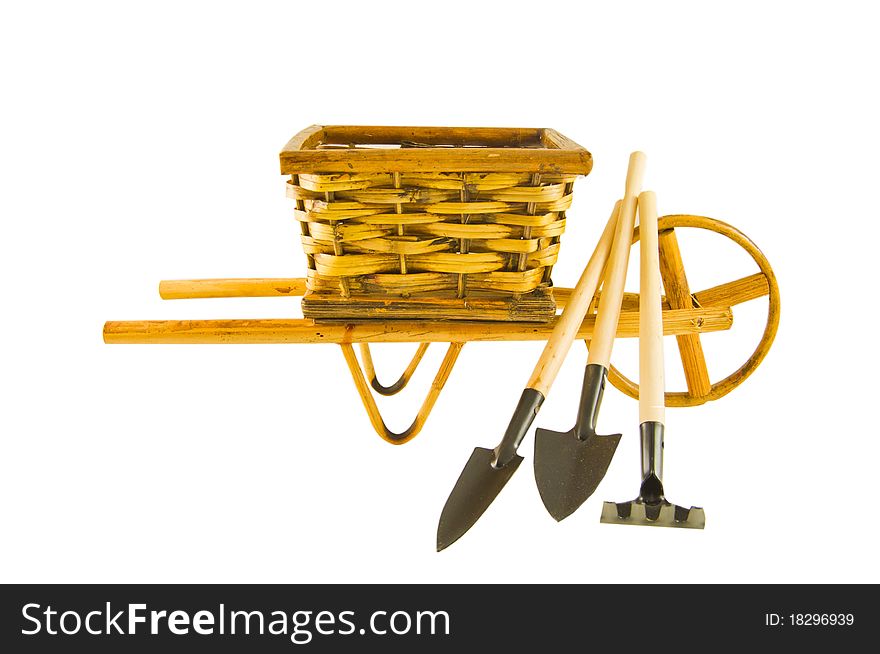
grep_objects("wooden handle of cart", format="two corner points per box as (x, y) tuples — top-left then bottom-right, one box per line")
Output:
(525, 202), (619, 395)
(103, 306), (731, 344)
(159, 278), (307, 299)
(587, 150), (646, 368)
(638, 191), (665, 424)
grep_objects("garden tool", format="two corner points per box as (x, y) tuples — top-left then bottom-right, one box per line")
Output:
(533, 152), (646, 521)
(600, 191), (705, 529)
(436, 152), (646, 552)
(435, 203), (619, 551)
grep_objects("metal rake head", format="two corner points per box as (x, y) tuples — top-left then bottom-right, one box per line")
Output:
(600, 474), (705, 529)
(600, 498), (705, 529)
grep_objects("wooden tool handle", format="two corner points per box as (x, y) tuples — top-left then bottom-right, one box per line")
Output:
(526, 202), (620, 395)
(638, 191), (665, 424)
(587, 151), (646, 367)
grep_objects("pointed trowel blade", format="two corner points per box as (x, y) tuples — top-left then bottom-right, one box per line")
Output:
(533, 427), (622, 522)
(436, 447), (523, 551)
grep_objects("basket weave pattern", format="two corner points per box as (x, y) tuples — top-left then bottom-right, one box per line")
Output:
(288, 171), (576, 298)
(281, 126), (591, 321)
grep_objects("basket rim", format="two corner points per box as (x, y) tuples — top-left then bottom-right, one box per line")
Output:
(280, 125), (592, 175)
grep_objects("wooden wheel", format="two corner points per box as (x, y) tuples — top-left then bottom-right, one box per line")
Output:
(606, 214), (779, 407)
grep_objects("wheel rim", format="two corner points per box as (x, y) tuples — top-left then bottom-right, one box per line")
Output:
(606, 214), (780, 407)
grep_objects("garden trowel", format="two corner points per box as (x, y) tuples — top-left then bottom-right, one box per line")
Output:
(436, 202), (619, 551)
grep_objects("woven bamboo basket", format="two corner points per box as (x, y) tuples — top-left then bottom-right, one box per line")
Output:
(280, 126), (593, 322)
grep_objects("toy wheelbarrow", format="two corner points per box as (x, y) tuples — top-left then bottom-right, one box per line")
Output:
(103, 127), (779, 443)
(103, 212), (777, 443)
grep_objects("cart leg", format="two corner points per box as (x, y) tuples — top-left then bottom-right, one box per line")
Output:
(357, 342), (431, 396)
(340, 342), (464, 444)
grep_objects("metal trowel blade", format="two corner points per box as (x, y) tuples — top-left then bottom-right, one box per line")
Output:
(436, 447), (523, 551)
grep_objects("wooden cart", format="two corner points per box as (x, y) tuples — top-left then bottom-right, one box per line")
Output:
(104, 214), (778, 443)
(103, 127), (779, 443)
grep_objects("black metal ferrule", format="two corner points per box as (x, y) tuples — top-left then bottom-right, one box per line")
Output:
(574, 364), (608, 441)
(493, 388), (545, 467)
(638, 421), (666, 504)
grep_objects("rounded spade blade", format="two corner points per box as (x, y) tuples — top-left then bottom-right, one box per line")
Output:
(436, 447), (523, 552)
(533, 427), (622, 521)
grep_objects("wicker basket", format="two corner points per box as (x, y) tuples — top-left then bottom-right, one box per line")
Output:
(280, 126), (592, 322)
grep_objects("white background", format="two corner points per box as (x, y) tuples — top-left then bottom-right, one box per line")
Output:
(2, 1), (878, 583)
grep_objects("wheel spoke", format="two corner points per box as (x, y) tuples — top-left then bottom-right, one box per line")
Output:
(693, 272), (770, 307)
(605, 215), (780, 407)
(657, 228), (712, 398)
